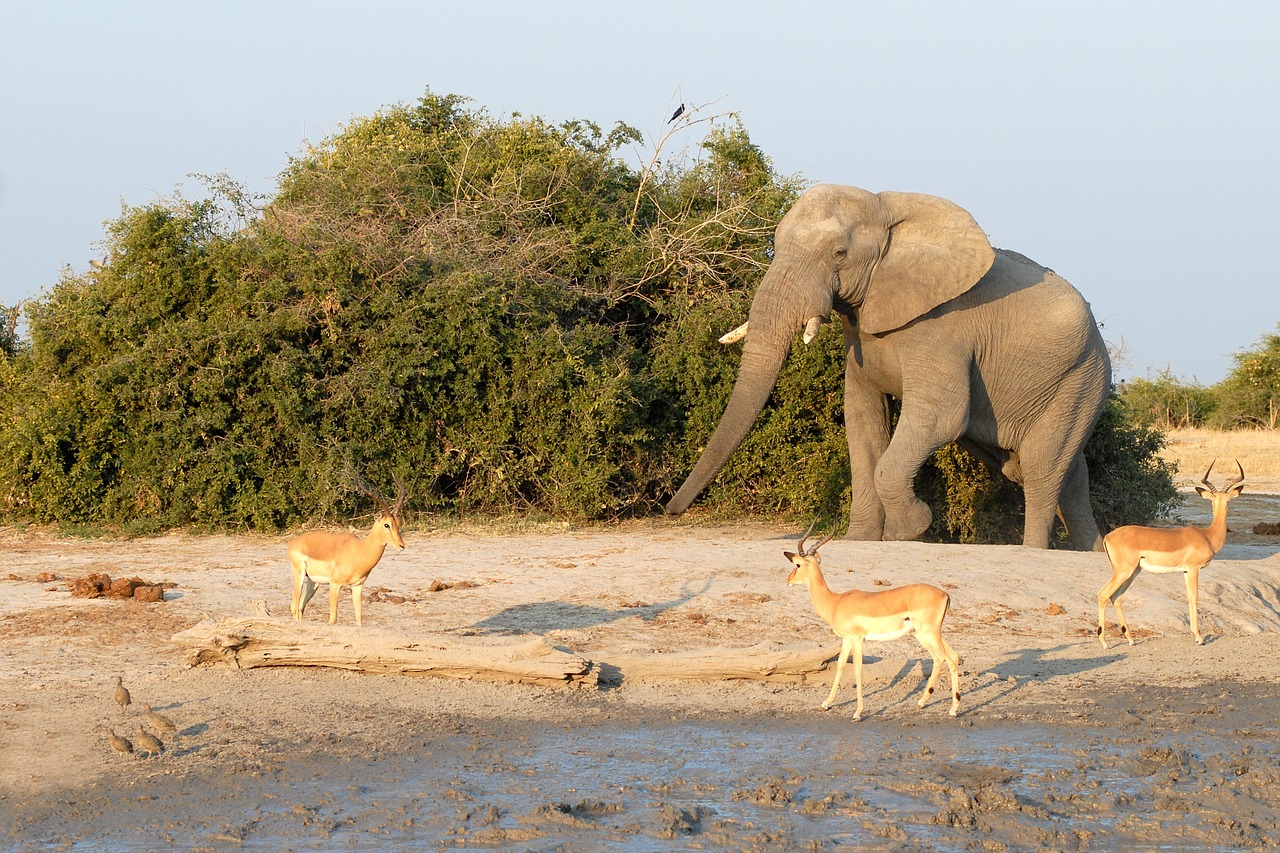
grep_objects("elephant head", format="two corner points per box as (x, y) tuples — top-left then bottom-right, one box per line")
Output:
(666, 184), (995, 516)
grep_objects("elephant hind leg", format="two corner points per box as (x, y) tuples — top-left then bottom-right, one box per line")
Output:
(1018, 401), (1103, 550)
(1058, 453), (1102, 550)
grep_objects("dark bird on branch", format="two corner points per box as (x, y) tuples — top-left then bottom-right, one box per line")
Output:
(668, 103), (685, 123)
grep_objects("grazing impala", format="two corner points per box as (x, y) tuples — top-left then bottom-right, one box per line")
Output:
(1097, 460), (1245, 648)
(785, 524), (960, 721)
(289, 472), (406, 626)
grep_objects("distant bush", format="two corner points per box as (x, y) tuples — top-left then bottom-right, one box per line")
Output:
(1119, 369), (1214, 430)
(1209, 325), (1280, 430)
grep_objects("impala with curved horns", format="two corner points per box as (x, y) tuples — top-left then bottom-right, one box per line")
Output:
(785, 522), (960, 721)
(289, 471), (407, 626)
(1097, 460), (1245, 648)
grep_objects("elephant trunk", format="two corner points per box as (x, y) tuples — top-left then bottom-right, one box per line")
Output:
(666, 309), (797, 516)
(670, 272), (819, 512)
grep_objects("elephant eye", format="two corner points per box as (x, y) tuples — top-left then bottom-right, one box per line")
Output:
(832, 247), (848, 262)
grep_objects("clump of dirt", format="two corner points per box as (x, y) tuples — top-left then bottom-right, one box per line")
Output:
(1253, 521), (1280, 535)
(427, 580), (480, 592)
(5, 571), (59, 583)
(67, 572), (173, 602)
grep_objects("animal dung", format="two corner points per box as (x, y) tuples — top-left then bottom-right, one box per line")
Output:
(69, 572), (173, 602)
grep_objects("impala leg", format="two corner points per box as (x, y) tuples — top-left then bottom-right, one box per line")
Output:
(290, 564), (303, 620)
(352, 582), (364, 627)
(914, 629), (951, 711)
(296, 572), (318, 620)
(1097, 567), (1138, 648)
(822, 638), (853, 712)
(1111, 594), (1135, 646)
(941, 637), (961, 717)
(329, 582), (341, 624)
(851, 637), (866, 721)
(1185, 566), (1204, 644)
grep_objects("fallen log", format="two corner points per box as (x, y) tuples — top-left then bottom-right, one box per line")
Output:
(600, 642), (841, 684)
(171, 616), (842, 687)
(171, 617), (597, 687)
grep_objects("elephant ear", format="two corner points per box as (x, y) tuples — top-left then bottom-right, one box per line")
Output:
(858, 191), (995, 335)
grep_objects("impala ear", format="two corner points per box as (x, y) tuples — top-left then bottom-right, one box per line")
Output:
(859, 191), (995, 335)
(783, 551), (797, 561)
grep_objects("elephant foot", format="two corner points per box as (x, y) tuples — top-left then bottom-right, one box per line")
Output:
(845, 520), (885, 541)
(884, 499), (932, 541)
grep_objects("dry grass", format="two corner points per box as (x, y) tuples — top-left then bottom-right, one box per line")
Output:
(1160, 428), (1280, 491)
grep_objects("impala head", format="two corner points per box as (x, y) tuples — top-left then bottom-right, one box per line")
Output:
(357, 469), (408, 551)
(1194, 459), (1245, 508)
(784, 520), (834, 585)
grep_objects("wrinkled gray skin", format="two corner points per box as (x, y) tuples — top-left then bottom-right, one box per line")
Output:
(667, 184), (1111, 550)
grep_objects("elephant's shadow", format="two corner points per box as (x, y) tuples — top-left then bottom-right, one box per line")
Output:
(471, 579), (712, 635)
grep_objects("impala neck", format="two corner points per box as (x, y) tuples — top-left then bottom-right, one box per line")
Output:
(353, 519), (390, 570)
(803, 564), (842, 625)
(1204, 496), (1231, 553)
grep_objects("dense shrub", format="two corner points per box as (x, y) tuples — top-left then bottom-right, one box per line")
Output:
(0, 89), (1178, 537)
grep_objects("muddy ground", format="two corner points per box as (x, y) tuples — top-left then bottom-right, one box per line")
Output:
(2, 491), (1279, 851)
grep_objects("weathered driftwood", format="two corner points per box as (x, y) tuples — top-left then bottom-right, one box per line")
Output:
(601, 642), (842, 684)
(171, 616), (842, 687)
(171, 617), (597, 687)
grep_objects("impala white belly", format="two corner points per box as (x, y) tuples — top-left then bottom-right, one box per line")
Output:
(301, 561), (339, 584)
(1138, 558), (1185, 575)
(866, 618), (914, 642)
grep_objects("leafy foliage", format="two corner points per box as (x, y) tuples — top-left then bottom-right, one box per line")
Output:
(0, 89), (1177, 538)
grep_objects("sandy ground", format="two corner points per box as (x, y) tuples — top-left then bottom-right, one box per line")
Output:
(2, 490), (1279, 850)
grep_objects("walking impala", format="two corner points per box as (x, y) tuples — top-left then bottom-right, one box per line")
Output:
(1097, 460), (1245, 648)
(290, 471), (406, 626)
(785, 524), (960, 720)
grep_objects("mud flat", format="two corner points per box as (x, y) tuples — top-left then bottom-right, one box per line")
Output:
(2, 492), (1279, 850)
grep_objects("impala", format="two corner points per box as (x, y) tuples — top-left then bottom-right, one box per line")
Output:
(785, 524), (960, 720)
(289, 472), (406, 626)
(1097, 460), (1245, 648)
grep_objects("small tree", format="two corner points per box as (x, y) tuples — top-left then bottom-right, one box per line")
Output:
(1119, 369), (1213, 430)
(1209, 325), (1280, 430)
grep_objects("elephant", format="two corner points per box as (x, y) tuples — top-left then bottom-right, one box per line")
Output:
(666, 184), (1111, 550)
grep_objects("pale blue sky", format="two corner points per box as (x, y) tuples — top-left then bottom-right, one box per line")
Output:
(2, 2), (1277, 383)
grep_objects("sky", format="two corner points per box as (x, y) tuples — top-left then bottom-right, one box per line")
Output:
(2, 2), (1277, 384)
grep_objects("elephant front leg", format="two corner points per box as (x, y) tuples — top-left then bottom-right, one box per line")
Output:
(875, 394), (968, 541)
(843, 376), (891, 540)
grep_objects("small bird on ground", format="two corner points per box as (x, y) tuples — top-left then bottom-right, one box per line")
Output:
(142, 703), (178, 739)
(668, 103), (685, 123)
(136, 725), (164, 759)
(107, 729), (134, 758)
(113, 676), (131, 713)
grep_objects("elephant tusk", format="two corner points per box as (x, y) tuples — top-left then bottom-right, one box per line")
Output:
(718, 321), (749, 345)
(802, 315), (828, 344)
